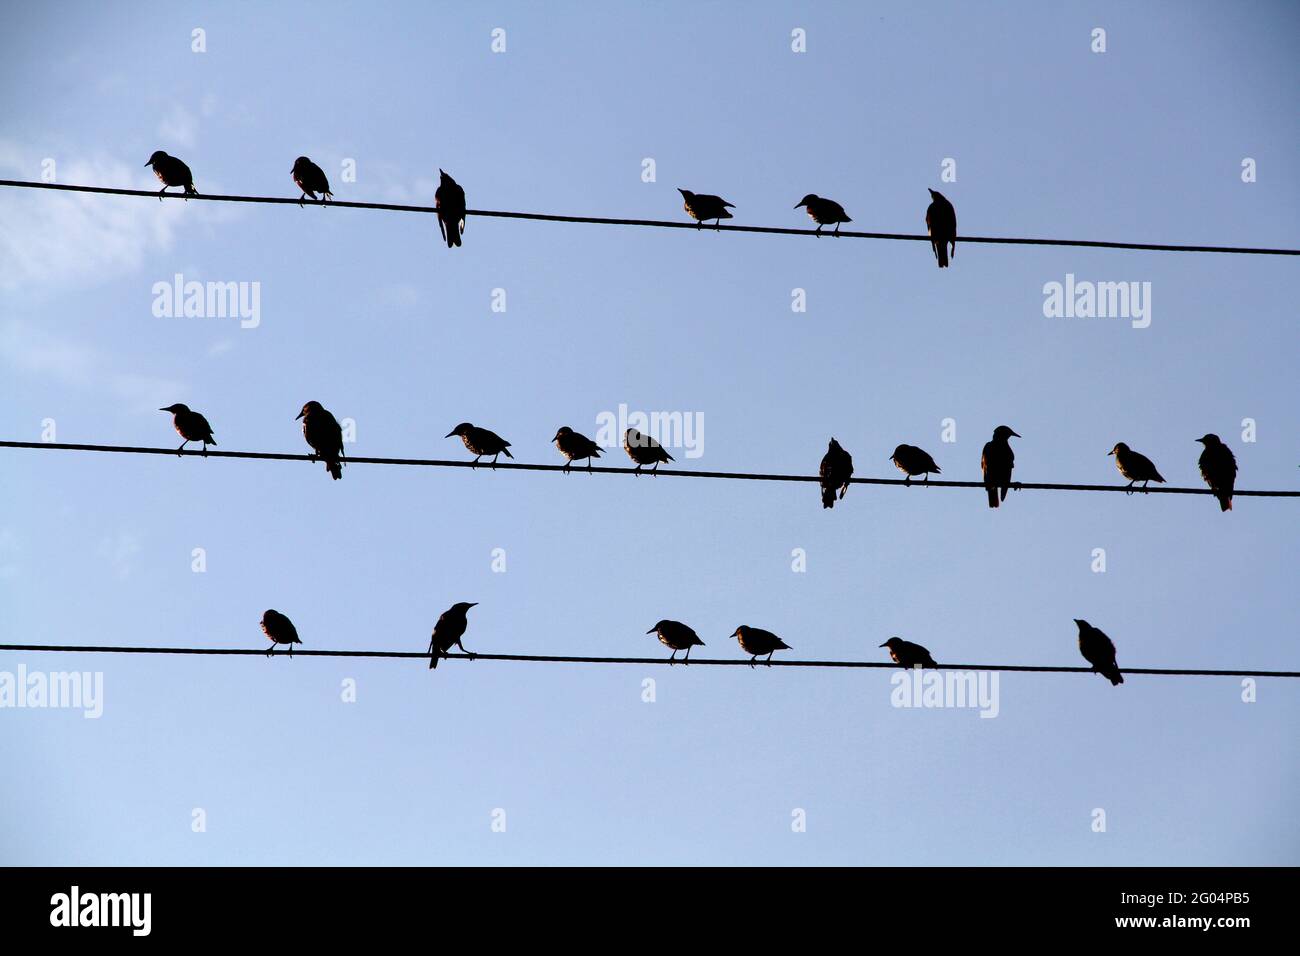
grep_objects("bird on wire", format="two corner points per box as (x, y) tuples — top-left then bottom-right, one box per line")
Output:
(446, 423), (513, 468)
(1196, 433), (1237, 512)
(794, 194), (852, 236)
(623, 427), (673, 475)
(552, 426), (603, 473)
(435, 169), (466, 248)
(159, 403), (216, 456)
(429, 602), (477, 669)
(646, 620), (705, 664)
(730, 625), (791, 667)
(678, 188), (734, 229)
(1108, 442), (1165, 493)
(890, 444), (941, 484)
(981, 425), (1019, 508)
(261, 609), (301, 658)
(297, 401), (345, 480)
(819, 438), (854, 508)
(1075, 619), (1123, 685)
(291, 156), (333, 206)
(879, 636), (938, 669)
(925, 188), (956, 267)
(144, 150), (197, 200)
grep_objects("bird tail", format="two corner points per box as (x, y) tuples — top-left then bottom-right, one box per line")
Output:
(986, 485), (1000, 508)
(934, 240), (948, 268)
(428, 649), (439, 669)
(821, 486), (835, 509)
(502, 447), (514, 459)
(449, 223), (462, 248)
(1106, 667), (1123, 686)
(1219, 493), (1232, 512)
(185, 184), (198, 197)
(327, 458), (342, 480)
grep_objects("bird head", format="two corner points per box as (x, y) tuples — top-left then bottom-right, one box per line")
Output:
(445, 422), (473, 438)
(451, 602), (478, 615)
(552, 426), (573, 442)
(889, 444), (909, 460)
(624, 427), (644, 445)
(296, 400), (324, 421)
(730, 626), (748, 640)
(262, 609), (279, 623)
(677, 188), (694, 201)
(993, 425), (1020, 441)
(646, 621), (667, 635)
(1108, 442), (1127, 456)
(1196, 434), (1220, 446)
(1073, 619), (1089, 630)
(928, 188), (943, 200)
(828, 437), (842, 451)
(439, 169), (457, 187)
(159, 403), (189, 414)
(145, 150), (169, 167)
(879, 637), (905, 649)
(795, 194), (818, 208)
(291, 156), (312, 174)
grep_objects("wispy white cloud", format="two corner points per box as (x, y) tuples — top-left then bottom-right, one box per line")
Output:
(157, 104), (199, 151)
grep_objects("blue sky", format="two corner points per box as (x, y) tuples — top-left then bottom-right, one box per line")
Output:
(1, 1), (1296, 865)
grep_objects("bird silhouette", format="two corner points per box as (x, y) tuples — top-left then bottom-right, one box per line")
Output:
(646, 619), (705, 664)
(261, 609), (301, 658)
(879, 636), (938, 669)
(925, 189), (956, 267)
(159, 403), (216, 456)
(435, 169), (466, 248)
(677, 188), (734, 229)
(890, 444), (941, 484)
(981, 425), (1019, 508)
(296, 401), (345, 480)
(730, 625), (790, 667)
(1196, 434), (1237, 511)
(291, 156), (333, 206)
(795, 194), (852, 236)
(1109, 442), (1165, 493)
(819, 438), (854, 508)
(446, 423), (513, 468)
(552, 426), (602, 473)
(144, 150), (197, 200)
(1075, 619), (1123, 685)
(429, 602), (477, 669)
(623, 427), (673, 475)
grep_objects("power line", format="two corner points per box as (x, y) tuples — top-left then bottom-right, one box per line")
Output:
(3, 179), (1296, 256)
(0, 643), (1294, 677)
(3, 440), (1297, 499)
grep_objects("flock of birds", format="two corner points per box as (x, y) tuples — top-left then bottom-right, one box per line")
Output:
(257, 603), (1125, 685)
(142, 150), (959, 266)
(158, 403), (1243, 511)
(141, 146), (1243, 689)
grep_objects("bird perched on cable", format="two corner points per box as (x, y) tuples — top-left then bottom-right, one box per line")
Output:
(879, 636), (938, 669)
(159, 403), (216, 456)
(730, 625), (790, 667)
(794, 194), (852, 236)
(677, 188), (734, 229)
(1075, 619), (1123, 686)
(890, 444), (941, 484)
(819, 438), (853, 508)
(435, 169), (466, 248)
(925, 189), (956, 267)
(144, 150), (197, 200)
(296, 401), (345, 480)
(1108, 442), (1164, 493)
(1196, 433), (1237, 512)
(261, 609), (301, 658)
(552, 426), (602, 473)
(429, 601), (477, 669)
(623, 427), (673, 475)
(646, 619), (705, 664)
(291, 156), (333, 206)
(981, 425), (1019, 508)
(446, 422), (513, 468)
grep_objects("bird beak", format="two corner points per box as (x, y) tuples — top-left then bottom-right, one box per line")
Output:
(551, 432), (561, 442)
(444, 430), (456, 438)
(1010, 430), (1021, 438)
(878, 642), (888, 648)
(468, 603), (478, 608)
(793, 202), (802, 209)
(158, 407), (168, 412)
(1107, 449), (1114, 456)
(294, 410), (304, 420)
(646, 628), (656, 635)
(143, 160), (150, 166)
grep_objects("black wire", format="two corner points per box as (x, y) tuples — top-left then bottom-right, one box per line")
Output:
(3, 180), (1296, 255)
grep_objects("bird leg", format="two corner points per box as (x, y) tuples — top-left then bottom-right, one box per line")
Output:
(815, 224), (822, 238)
(766, 652), (775, 665)
(266, 645), (275, 658)
(492, 453), (500, 469)
(457, 639), (476, 660)
(683, 646), (691, 664)
(563, 460), (571, 473)
(202, 441), (209, 457)
(1142, 480), (1151, 492)
(669, 649), (677, 665)
(288, 644), (293, 658)
(748, 656), (757, 669)
(158, 187), (167, 201)
(299, 192), (306, 208)
(652, 461), (660, 476)
(177, 440), (189, 457)
(471, 455), (481, 469)
(587, 458), (593, 474)
(904, 474), (911, 486)
(834, 222), (841, 236)
(633, 463), (642, 475)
